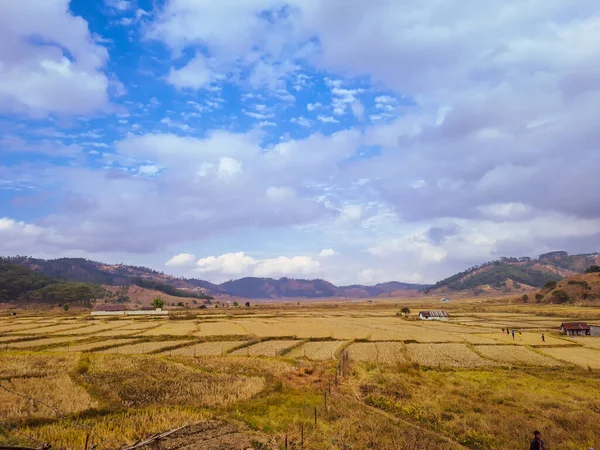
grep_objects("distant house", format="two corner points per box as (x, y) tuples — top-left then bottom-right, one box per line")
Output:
(441, 298), (451, 302)
(590, 325), (600, 337)
(560, 322), (591, 336)
(418, 310), (449, 321)
(91, 305), (168, 316)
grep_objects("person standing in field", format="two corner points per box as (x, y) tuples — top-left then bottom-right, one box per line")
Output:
(530, 430), (545, 450)
(541, 333), (545, 343)
(512, 329), (515, 340)
(506, 327), (510, 335)
(519, 330), (523, 341)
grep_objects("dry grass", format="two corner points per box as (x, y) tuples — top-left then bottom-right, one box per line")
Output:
(83, 355), (265, 408)
(49, 338), (141, 353)
(177, 356), (295, 377)
(0, 353), (78, 378)
(287, 341), (343, 360)
(163, 341), (246, 356)
(4, 336), (90, 349)
(478, 332), (574, 346)
(97, 340), (193, 354)
(0, 375), (98, 422)
(21, 323), (90, 335)
(474, 345), (562, 366)
(406, 343), (491, 367)
(540, 347), (600, 369)
(347, 342), (408, 364)
(138, 321), (198, 336)
(231, 340), (299, 357)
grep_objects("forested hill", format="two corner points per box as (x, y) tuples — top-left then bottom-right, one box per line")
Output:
(0, 260), (101, 306)
(426, 251), (600, 294)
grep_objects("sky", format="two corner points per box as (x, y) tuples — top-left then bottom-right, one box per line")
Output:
(1, 0), (600, 285)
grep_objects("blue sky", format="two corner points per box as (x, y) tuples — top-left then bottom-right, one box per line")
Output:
(1, 0), (600, 284)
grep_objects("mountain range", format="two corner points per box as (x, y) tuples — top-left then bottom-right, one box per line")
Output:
(2, 251), (599, 300)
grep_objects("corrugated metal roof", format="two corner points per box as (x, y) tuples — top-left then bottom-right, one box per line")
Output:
(561, 322), (590, 331)
(419, 310), (449, 318)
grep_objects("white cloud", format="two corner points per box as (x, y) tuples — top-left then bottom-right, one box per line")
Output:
(196, 252), (257, 275)
(319, 248), (338, 257)
(351, 101), (365, 120)
(254, 256), (320, 278)
(165, 252), (196, 266)
(317, 115), (340, 124)
(290, 116), (312, 127)
(266, 186), (295, 201)
(0, 0), (110, 116)
(138, 164), (160, 176)
(307, 102), (322, 111)
(217, 157), (242, 178)
(167, 54), (212, 90)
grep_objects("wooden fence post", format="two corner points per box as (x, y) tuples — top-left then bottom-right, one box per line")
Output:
(84, 434), (90, 450)
(301, 424), (304, 450)
(314, 407), (317, 428)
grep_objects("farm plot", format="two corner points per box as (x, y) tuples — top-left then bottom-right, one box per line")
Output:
(50, 338), (141, 353)
(347, 342), (408, 364)
(406, 343), (491, 368)
(139, 321), (198, 336)
(0, 322), (58, 333)
(0, 375), (98, 422)
(457, 334), (512, 344)
(71, 322), (128, 335)
(0, 353), (78, 378)
(97, 340), (193, 354)
(195, 321), (249, 337)
(22, 323), (91, 335)
(478, 332), (574, 346)
(231, 340), (299, 357)
(579, 338), (600, 349)
(287, 341), (344, 360)
(540, 347), (600, 369)
(162, 341), (246, 356)
(474, 345), (562, 366)
(4, 336), (91, 349)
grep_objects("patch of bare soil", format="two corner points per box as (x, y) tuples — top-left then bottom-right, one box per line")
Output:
(133, 420), (276, 450)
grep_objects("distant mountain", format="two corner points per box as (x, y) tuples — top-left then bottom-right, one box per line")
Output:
(4, 256), (427, 299)
(532, 268), (600, 303)
(425, 251), (600, 295)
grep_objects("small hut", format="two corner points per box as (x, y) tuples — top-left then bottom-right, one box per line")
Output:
(418, 310), (449, 321)
(560, 322), (590, 336)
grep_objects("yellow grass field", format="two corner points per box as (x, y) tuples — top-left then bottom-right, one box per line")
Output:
(138, 321), (199, 336)
(286, 340), (344, 360)
(4, 336), (91, 349)
(474, 344), (563, 366)
(97, 340), (193, 354)
(231, 339), (299, 356)
(406, 343), (492, 367)
(478, 331), (574, 346)
(540, 347), (600, 369)
(163, 340), (246, 356)
(347, 341), (408, 364)
(50, 338), (141, 352)
(0, 353), (78, 378)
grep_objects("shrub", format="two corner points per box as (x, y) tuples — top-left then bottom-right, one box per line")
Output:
(535, 293), (544, 302)
(585, 265), (600, 273)
(544, 281), (557, 290)
(551, 290), (570, 303)
(152, 297), (165, 309)
(521, 294), (529, 303)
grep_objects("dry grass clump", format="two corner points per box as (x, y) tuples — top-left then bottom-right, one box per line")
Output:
(195, 321), (249, 336)
(23, 323), (89, 335)
(163, 341), (246, 356)
(287, 341), (343, 360)
(231, 340), (298, 357)
(0, 375), (98, 422)
(83, 355), (265, 408)
(12, 407), (209, 450)
(50, 339), (141, 353)
(540, 347), (600, 369)
(6, 336), (90, 349)
(474, 345), (562, 366)
(347, 342), (408, 364)
(406, 343), (491, 367)
(97, 340), (192, 354)
(0, 353), (78, 378)
(139, 322), (198, 336)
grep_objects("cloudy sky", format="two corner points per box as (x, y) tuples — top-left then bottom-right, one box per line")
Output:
(1, 0), (600, 285)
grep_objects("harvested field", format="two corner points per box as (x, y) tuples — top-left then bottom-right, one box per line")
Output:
(195, 321), (249, 336)
(21, 323), (91, 335)
(139, 322), (198, 336)
(406, 343), (491, 367)
(163, 341), (246, 356)
(0, 353), (78, 378)
(5, 336), (90, 349)
(347, 342), (408, 364)
(231, 340), (299, 357)
(571, 337), (600, 349)
(0, 375), (98, 422)
(98, 340), (193, 354)
(83, 355), (265, 407)
(287, 341), (343, 360)
(474, 345), (562, 366)
(478, 332), (574, 346)
(50, 338), (141, 352)
(540, 347), (600, 369)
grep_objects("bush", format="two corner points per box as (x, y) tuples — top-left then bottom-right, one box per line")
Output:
(152, 297), (165, 309)
(585, 265), (600, 274)
(535, 293), (544, 302)
(551, 290), (570, 303)
(544, 281), (557, 290)
(521, 294), (529, 303)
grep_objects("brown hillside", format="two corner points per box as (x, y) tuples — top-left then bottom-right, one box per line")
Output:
(534, 272), (600, 303)
(101, 285), (203, 307)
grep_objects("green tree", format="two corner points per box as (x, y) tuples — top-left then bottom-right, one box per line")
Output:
(551, 290), (570, 304)
(63, 304), (70, 311)
(585, 265), (600, 274)
(245, 301), (251, 308)
(152, 296), (165, 309)
(521, 294), (529, 303)
(400, 306), (411, 317)
(232, 301), (239, 307)
(177, 301), (184, 307)
(535, 293), (544, 302)
(544, 281), (557, 290)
